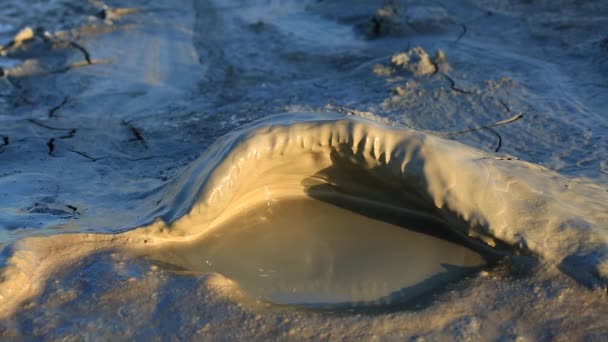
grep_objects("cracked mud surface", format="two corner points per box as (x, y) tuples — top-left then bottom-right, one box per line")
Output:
(0, 0), (607, 339)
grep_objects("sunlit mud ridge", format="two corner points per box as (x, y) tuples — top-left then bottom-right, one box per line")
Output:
(0, 112), (607, 317)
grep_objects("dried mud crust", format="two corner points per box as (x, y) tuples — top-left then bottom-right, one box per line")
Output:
(0, 0), (607, 339)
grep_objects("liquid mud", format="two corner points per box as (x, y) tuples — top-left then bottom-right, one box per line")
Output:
(142, 197), (486, 308)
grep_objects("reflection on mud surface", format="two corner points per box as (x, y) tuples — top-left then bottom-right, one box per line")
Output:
(144, 198), (486, 308)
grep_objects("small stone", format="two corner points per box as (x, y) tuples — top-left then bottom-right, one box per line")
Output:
(13, 27), (34, 46)
(391, 47), (436, 76)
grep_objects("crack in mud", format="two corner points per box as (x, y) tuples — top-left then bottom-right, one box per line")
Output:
(27, 119), (76, 134)
(370, 17), (382, 37)
(59, 129), (77, 139)
(498, 99), (512, 113)
(429, 79), (521, 152)
(0, 135), (8, 154)
(3, 77), (34, 104)
(2, 30), (102, 76)
(455, 23), (467, 43)
(66, 149), (100, 161)
(486, 127), (502, 152)
(46, 138), (55, 156)
(440, 73), (473, 94)
(48, 96), (69, 118)
(431, 61), (439, 76)
(68, 149), (169, 162)
(28, 120), (77, 152)
(482, 98), (513, 152)
(68, 42), (92, 64)
(65, 205), (80, 215)
(122, 121), (148, 149)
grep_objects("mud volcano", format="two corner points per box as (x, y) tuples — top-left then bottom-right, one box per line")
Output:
(142, 197), (488, 309)
(0, 113), (606, 319)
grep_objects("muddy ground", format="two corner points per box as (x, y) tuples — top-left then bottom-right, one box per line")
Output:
(0, 0), (607, 339)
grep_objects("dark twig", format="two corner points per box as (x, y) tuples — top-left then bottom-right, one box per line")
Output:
(438, 112), (524, 137)
(49, 96), (69, 118)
